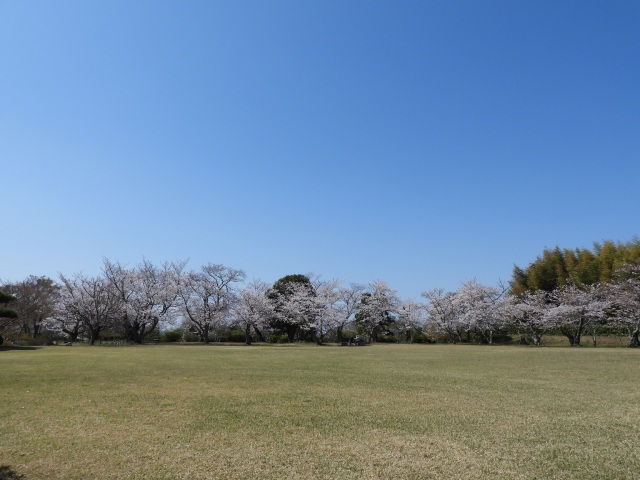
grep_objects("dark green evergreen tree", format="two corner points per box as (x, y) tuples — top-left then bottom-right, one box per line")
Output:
(0, 290), (18, 345)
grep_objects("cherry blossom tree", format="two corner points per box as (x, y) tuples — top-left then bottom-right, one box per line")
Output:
(502, 290), (552, 345)
(423, 281), (506, 344)
(356, 281), (400, 342)
(103, 259), (185, 344)
(334, 283), (366, 341)
(50, 302), (85, 342)
(422, 288), (462, 343)
(177, 264), (245, 343)
(57, 273), (121, 345)
(272, 280), (320, 341)
(267, 274), (317, 342)
(546, 284), (610, 346)
(605, 264), (640, 347)
(233, 280), (273, 345)
(397, 298), (426, 343)
(310, 278), (342, 345)
(451, 280), (506, 345)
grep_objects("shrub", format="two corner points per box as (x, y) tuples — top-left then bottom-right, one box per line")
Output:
(409, 330), (435, 344)
(226, 329), (246, 343)
(26, 335), (53, 346)
(182, 331), (200, 342)
(341, 330), (358, 340)
(162, 330), (183, 343)
(491, 333), (514, 345)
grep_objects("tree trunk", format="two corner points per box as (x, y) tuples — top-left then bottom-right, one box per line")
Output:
(316, 319), (324, 345)
(629, 327), (640, 348)
(135, 323), (146, 344)
(561, 329), (578, 346)
(562, 317), (585, 346)
(574, 317), (585, 346)
(202, 324), (210, 344)
(89, 326), (101, 345)
(33, 321), (42, 338)
(63, 326), (80, 342)
(253, 325), (266, 342)
(244, 324), (252, 345)
(286, 325), (297, 343)
(127, 321), (146, 344)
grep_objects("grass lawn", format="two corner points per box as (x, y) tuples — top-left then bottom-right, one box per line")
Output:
(1, 343), (639, 479)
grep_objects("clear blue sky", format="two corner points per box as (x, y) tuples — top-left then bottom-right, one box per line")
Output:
(2, 1), (639, 299)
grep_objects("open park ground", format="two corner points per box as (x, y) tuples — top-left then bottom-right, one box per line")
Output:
(1, 343), (639, 479)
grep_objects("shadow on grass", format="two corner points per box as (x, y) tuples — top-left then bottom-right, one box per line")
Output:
(0, 346), (41, 352)
(0, 466), (25, 479)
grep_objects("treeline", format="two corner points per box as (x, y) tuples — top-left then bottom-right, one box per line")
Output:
(2, 238), (640, 348)
(0, 261), (425, 347)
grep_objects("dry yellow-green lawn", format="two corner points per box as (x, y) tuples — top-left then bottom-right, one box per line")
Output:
(1, 343), (639, 479)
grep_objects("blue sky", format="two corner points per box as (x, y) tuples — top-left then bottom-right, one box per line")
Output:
(2, 1), (639, 299)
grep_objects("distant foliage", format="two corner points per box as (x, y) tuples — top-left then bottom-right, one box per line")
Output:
(511, 238), (640, 295)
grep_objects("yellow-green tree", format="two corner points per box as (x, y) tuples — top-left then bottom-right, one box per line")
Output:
(511, 237), (640, 294)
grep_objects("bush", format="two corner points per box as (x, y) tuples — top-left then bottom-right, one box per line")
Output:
(211, 328), (236, 342)
(409, 330), (435, 344)
(26, 335), (50, 346)
(225, 329), (246, 343)
(270, 334), (289, 344)
(491, 333), (514, 345)
(182, 331), (200, 342)
(375, 334), (397, 343)
(340, 330), (358, 341)
(162, 330), (182, 343)
(9, 333), (56, 346)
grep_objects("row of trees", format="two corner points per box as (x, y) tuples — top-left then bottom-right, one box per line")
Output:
(425, 270), (640, 348)
(0, 260), (422, 346)
(3, 243), (640, 348)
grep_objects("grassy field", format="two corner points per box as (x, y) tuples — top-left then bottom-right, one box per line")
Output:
(1, 343), (639, 479)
